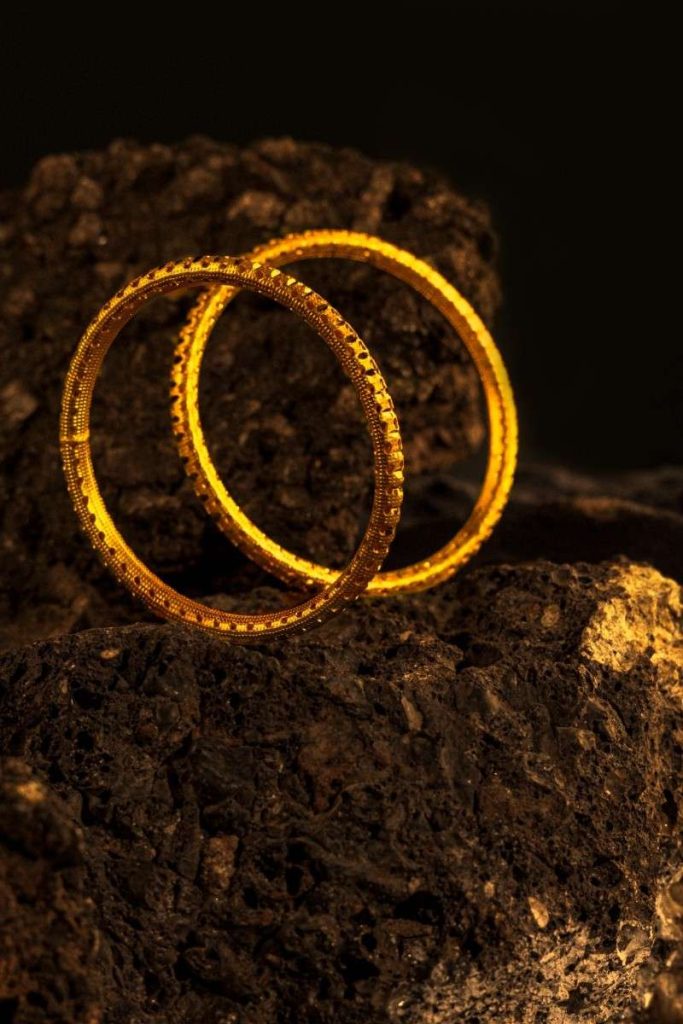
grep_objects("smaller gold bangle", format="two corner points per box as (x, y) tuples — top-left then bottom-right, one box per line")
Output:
(60, 256), (403, 642)
(172, 230), (517, 595)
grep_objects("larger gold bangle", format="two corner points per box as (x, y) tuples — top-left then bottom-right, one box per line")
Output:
(60, 256), (403, 641)
(172, 230), (517, 595)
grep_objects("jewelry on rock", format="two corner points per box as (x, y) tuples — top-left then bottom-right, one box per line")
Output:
(172, 230), (517, 595)
(60, 256), (404, 641)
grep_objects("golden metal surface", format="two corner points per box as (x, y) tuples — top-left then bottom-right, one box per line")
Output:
(172, 231), (517, 595)
(61, 256), (404, 641)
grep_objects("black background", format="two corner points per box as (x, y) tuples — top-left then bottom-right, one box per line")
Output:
(1, 2), (679, 470)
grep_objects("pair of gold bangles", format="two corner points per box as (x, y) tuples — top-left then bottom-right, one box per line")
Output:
(60, 230), (517, 642)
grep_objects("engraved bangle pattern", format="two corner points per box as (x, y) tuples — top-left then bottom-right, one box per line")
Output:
(61, 256), (404, 641)
(172, 230), (517, 595)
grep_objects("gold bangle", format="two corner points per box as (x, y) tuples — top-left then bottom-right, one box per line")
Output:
(172, 230), (517, 595)
(60, 256), (404, 641)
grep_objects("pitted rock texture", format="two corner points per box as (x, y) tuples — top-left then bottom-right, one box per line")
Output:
(638, 867), (683, 1022)
(0, 137), (499, 650)
(0, 559), (681, 1022)
(0, 758), (103, 1022)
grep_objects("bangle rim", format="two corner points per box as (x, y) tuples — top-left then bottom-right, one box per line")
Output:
(60, 254), (403, 641)
(172, 231), (517, 595)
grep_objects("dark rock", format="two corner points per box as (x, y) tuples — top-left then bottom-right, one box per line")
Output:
(638, 868), (683, 1023)
(0, 137), (498, 650)
(0, 558), (680, 1021)
(392, 463), (683, 584)
(0, 757), (103, 1022)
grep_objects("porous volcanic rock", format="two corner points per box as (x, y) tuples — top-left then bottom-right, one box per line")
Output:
(0, 558), (680, 1022)
(0, 137), (499, 650)
(0, 757), (103, 1022)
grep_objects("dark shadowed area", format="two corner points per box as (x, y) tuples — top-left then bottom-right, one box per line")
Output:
(1, 1), (679, 470)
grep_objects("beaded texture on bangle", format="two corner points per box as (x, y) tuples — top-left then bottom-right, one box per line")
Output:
(172, 231), (517, 595)
(61, 255), (404, 641)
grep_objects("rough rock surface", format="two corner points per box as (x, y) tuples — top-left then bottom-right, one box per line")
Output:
(0, 137), (499, 650)
(0, 758), (102, 1022)
(0, 558), (681, 1023)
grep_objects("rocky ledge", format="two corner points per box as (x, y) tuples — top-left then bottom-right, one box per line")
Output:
(1, 551), (681, 1023)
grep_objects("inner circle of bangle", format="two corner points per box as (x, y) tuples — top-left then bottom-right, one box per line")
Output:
(172, 230), (517, 595)
(60, 255), (404, 641)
